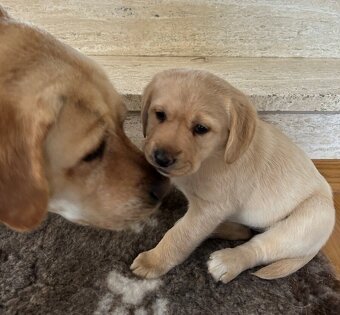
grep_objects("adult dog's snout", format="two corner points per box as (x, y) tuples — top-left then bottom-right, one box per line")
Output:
(153, 149), (176, 168)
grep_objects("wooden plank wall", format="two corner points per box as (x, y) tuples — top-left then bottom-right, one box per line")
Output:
(2, 0), (340, 58)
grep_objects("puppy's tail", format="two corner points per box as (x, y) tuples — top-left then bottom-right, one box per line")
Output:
(0, 6), (10, 19)
(252, 254), (315, 280)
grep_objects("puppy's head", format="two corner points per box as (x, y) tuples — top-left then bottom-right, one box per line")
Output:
(142, 69), (257, 177)
(0, 14), (169, 231)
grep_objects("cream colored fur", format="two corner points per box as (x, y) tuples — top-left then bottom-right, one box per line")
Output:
(131, 69), (335, 283)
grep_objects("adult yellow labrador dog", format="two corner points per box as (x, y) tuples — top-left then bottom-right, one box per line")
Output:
(131, 69), (335, 283)
(0, 7), (169, 232)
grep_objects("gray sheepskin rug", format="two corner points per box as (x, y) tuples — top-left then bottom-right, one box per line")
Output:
(1, 190), (339, 315)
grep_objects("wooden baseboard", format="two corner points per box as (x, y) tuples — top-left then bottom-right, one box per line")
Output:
(313, 160), (340, 278)
(313, 160), (340, 193)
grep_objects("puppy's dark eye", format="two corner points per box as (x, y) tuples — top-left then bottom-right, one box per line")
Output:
(193, 124), (209, 135)
(82, 140), (106, 162)
(155, 111), (166, 122)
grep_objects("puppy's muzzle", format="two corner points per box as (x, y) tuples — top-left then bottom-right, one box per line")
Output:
(153, 149), (176, 168)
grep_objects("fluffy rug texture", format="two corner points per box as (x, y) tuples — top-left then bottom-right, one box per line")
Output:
(0, 190), (339, 315)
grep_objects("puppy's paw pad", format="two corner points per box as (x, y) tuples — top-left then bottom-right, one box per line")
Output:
(131, 251), (165, 279)
(207, 249), (243, 284)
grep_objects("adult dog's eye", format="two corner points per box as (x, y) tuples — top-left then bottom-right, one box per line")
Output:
(155, 111), (166, 122)
(82, 140), (106, 162)
(193, 124), (209, 135)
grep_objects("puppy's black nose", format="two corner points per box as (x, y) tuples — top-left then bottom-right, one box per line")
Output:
(153, 149), (175, 168)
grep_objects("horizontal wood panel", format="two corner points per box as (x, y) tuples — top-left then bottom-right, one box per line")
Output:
(322, 193), (340, 277)
(91, 56), (340, 112)
(314, 160), (340, 193)
(125, 113), (340, 159)
(314, 169), (340, 179)
(260, 113), (340, 159)
(2, 0), (340, 58)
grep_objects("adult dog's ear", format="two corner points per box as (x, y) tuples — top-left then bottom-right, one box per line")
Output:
(0, 5), (10, 19)
(0, 98), (57, 231)
(224, 94), (257, 164)
(141, 80), (155, 138)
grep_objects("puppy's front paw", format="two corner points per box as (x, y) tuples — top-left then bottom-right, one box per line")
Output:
(131, 250), (168, 279)
(207, 248), (245, 284)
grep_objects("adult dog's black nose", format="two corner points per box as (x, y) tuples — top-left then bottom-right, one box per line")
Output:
(153, 149), (176, 168)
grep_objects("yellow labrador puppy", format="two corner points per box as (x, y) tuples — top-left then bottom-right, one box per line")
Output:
(0, 7), (169, 232)
(131, 69), (335, 283)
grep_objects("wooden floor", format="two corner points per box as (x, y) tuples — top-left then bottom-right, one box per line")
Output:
(314, 160), (340, 278)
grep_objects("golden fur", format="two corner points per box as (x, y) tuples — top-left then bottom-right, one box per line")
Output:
(0, 8), (169, 232)
(131, 69), (335, 282)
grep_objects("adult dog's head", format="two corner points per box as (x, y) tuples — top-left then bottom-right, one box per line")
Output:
(141, 69), (257, 177)
(0, 8), (169, 231)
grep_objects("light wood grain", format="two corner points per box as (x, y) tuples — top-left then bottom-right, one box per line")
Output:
(314, 160), (339, 278)
(2, 0), (340, 58)
(314, 160), (340, 193)
(323, 193), (340, 278)
(260, 114), (340, 159)
(88, 56), (340, 112)
(125, 113), (340, 159)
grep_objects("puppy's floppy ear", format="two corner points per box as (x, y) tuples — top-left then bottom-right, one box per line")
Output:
(141, 80), (154, 137)
(224, 94), (257, 164)
(0, 99), (56, 231)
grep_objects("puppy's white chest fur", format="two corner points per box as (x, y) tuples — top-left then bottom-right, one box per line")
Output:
(173, 171), (284, 229)
(172, 154), (233, 207)
(172, 147), (327, 229)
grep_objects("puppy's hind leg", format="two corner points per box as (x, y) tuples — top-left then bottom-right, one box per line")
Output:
(208, 194), (335, 283)
(210, 221), (253, 240)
